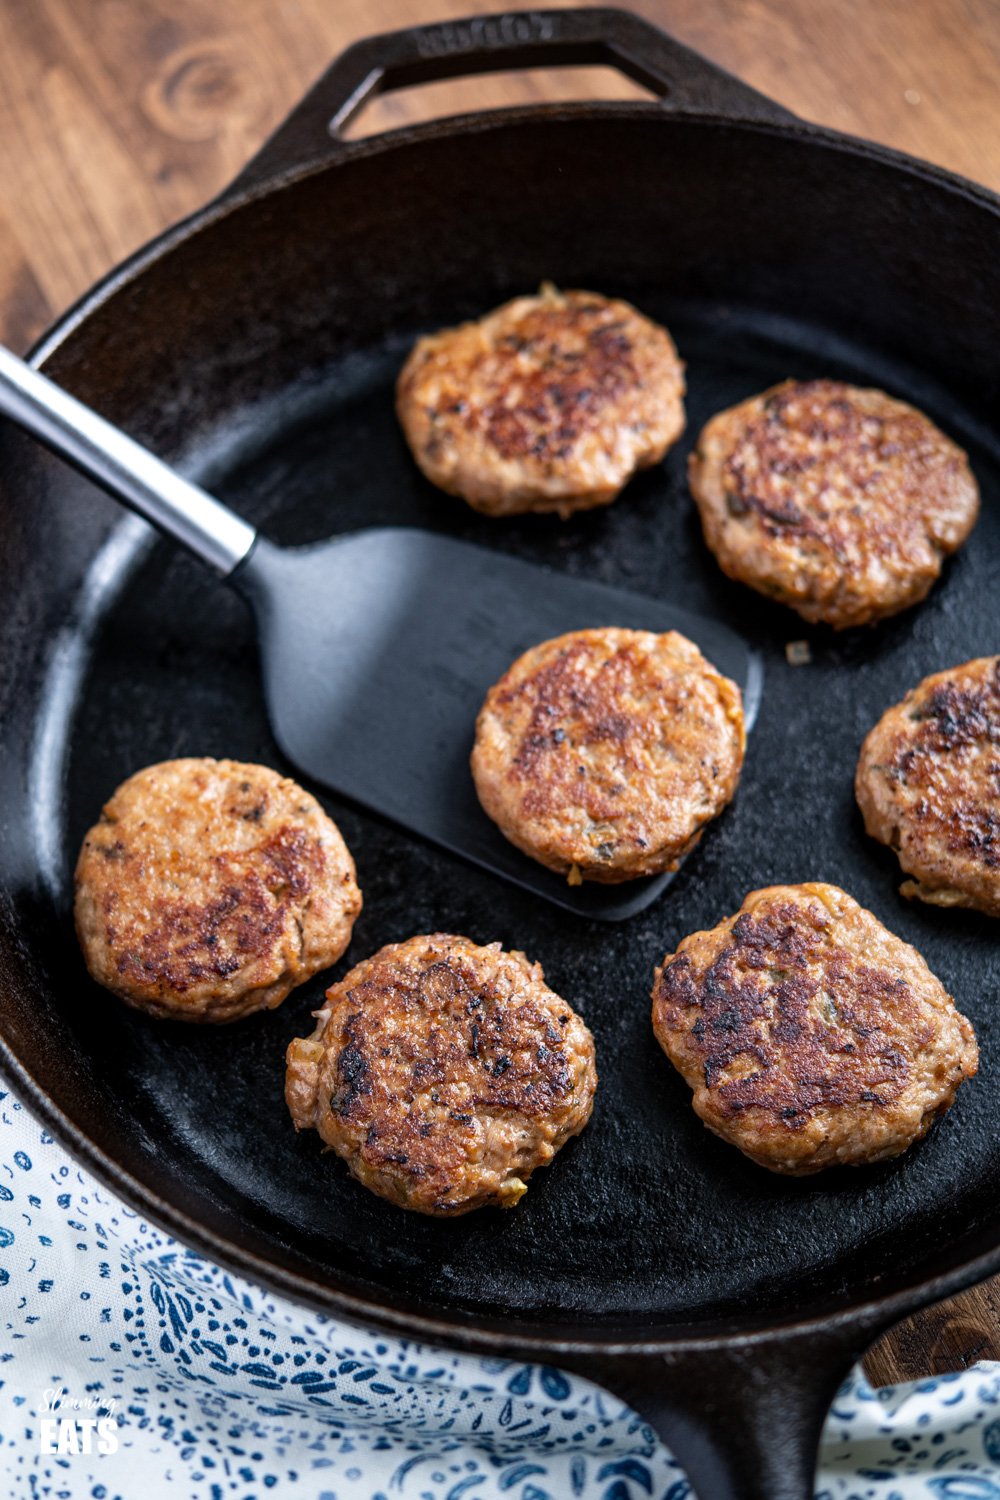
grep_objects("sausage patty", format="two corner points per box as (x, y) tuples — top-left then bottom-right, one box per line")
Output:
(688, 379), (979, 629)
(856, 656), (1000, 917)
(285, 933), (597, 1215)
(651, 883), (977, 1174)
(471, 628), (744, 883)
(75, 758), (362, 1022)
(396, 285), (686, 517)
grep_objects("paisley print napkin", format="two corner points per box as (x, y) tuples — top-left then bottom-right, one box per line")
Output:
(2, 1087), (999, 1500)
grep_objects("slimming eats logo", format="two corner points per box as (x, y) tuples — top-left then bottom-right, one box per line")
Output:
(37, 1387), (119, 1455)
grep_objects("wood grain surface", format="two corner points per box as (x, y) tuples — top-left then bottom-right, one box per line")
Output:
(0, 0), (997, 1389)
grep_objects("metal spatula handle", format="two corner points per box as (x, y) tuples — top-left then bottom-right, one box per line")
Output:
(0, 345), (256, 575)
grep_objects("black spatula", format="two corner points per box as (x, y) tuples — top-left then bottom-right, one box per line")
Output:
(0, 345), (760, 920)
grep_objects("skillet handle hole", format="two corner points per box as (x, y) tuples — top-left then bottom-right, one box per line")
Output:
(338, 64), (655, 141)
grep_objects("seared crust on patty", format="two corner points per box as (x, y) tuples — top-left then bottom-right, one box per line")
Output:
(285, 933), (596, 1215)
(688, 379), (979, 629)
(396, 285), (685, 517)
(651, 883), (977, 1174)
(75, 758), (361, 1022)
(471, 628), (744, 883)
(856, 657), (1000, 917)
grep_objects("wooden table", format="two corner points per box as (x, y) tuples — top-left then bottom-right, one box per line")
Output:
(1, 0), (997, 1390)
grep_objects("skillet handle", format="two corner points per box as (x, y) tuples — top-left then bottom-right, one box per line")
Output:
(229, 7), (794, 195)
(559, 1319), (878, 1500)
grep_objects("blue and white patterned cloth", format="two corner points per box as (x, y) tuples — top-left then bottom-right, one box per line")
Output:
(2, 1088), (1000, 1499)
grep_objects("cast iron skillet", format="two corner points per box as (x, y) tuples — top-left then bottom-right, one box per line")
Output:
(1, 10), (999, 1497)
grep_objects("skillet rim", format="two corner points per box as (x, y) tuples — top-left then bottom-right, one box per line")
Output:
(4, 96), (1000, 1356)
(27, 100), (1000, 373)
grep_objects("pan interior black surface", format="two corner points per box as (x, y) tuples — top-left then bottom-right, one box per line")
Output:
(23, 283), (1000, 1333)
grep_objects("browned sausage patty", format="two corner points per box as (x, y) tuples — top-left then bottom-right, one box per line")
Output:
(651, 883), (977, 1174)
(471, 628), (744, 883)
(75, 758), (362, 1022)
(285, 933), (597, 1215)
(688, 379), (979, 629)
(396, 285), (685, 517)
(856, 657), (1000, 917)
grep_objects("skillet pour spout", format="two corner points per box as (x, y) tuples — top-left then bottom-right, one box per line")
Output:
(2, 8), (1000, 1500)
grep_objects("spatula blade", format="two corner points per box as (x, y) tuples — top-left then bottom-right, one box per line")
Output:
(236, 528), (761, 921)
